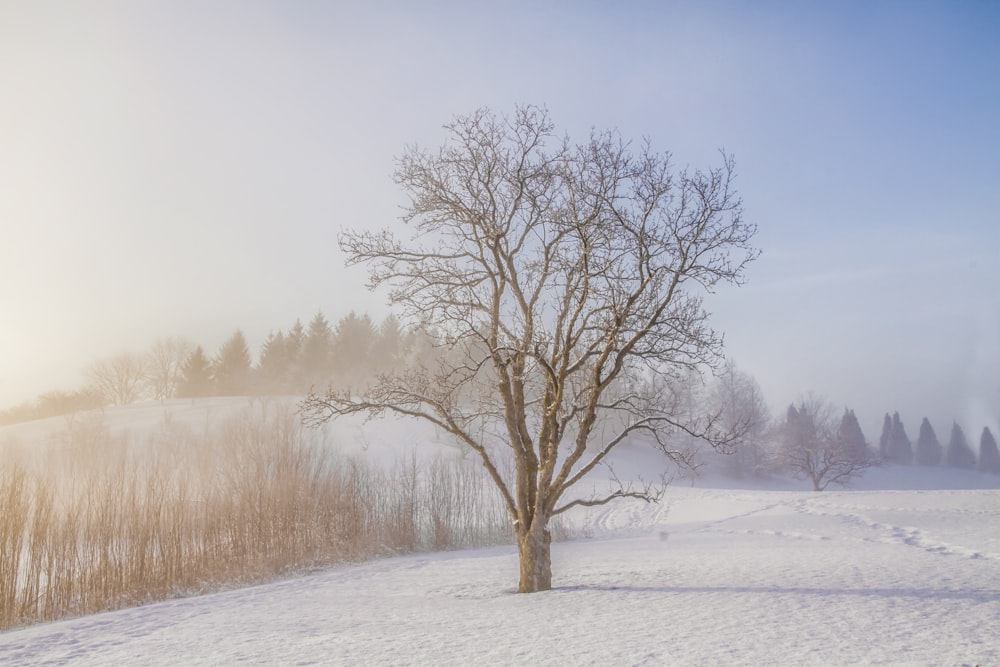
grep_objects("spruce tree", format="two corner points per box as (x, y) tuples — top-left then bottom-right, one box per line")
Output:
(914, 417), (942, 466)
(177, 346), (214, 398)
(979, 427), (1000, 475)
(256, 330), (290, 395)
(371, 315), (409, 376)
(302, 312), (336, 389)
(878, 413), (892, 461)
(214, 330), (253, 396)
(332, 312), (378, 388)
(886, 412), (913, 465)
(838, 409), (869, 464)
(945, 422), (976, 468)
(285, 319), (306, 392)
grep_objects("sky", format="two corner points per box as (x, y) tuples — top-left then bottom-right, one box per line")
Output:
(1, 0), (998, 438)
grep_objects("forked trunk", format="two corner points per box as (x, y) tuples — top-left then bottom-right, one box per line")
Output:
(516, 521), (552, 593)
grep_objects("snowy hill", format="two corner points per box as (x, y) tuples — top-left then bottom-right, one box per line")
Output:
(1, 398), (998, 666)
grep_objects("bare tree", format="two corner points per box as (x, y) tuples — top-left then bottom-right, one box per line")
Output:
(145, 337), (195, 400)
(86, 353), (148, 407)
(301, 106), (758, 592)
(778, 397), (874, 491)
(708, 359), (771, 477)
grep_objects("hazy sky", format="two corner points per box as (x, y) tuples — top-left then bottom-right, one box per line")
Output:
(1, 1), (998, 438)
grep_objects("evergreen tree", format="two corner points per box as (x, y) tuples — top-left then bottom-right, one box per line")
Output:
(878, 413), (892, 461)
(371, 315), (410, 376)
(979, 427), (1000, 475)
(214, 330), (253, 396)
(256, 330), (290, 395)
(285, 319), (306, 392)
(945, 422), (976, 468)
(914, 417), (942, 466)
(177, 346), (214, 398)
(302, 312), (336, 389)
(332, 311), (378, 388)
(885, 412), (913, 465)
(837, 409), (869, 464)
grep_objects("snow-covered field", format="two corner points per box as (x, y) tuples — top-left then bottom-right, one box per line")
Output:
(2, 400), (998, 666)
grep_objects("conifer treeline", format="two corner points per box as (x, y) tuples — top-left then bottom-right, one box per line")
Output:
(176, 311), (420, 398)
(2, 312), (999, 478)
(0, 311), (433, 425)
(875, 411), (999, 473)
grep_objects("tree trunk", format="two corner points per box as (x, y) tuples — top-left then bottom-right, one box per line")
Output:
(516, 521), (552, 593)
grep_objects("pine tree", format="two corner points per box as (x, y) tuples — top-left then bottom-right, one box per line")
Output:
(214, 330), (253, 396)
(177, 346), (214, 398)
(886, 412), (913, 465)
(838, 409), (869, 464)
(914, 417), (942, 466)
(285, 319), (306, 392)
(332, 311), (378, 388)
(979, 427), (1000, 475)
(256, 330), (290, 395)
(878, 413), (892, 461)
(371, 315), (409, 376)
(302, 312), (335, 389)
(945, 422), (976, 468)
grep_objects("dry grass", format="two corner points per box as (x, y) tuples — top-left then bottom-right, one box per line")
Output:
(0, 403), (511, 630)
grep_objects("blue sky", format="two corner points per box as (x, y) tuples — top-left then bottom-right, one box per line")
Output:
(1, 1), (997, 438)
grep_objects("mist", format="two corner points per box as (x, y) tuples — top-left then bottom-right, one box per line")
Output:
(1, 2), (998, 438)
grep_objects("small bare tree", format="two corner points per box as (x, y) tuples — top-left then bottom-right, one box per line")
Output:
(145, 337), (195, 400)
(86, 353), (148, 407)
(708, 360), (771, 477)
(779, 397), (874, 491)
(301, 106), (758, 592)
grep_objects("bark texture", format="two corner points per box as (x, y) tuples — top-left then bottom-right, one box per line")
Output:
(516, 523), (552, 593)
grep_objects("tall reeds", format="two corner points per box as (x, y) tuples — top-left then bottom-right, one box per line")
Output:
(0, 403), (511, 630)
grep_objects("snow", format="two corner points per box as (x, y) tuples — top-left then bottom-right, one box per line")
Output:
(2, 400), (998, 666)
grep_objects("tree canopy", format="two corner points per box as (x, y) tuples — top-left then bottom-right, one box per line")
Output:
(302, 105), (758, 592)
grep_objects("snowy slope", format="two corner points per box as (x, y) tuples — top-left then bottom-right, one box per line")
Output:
(1, 485), (997, 666)
(1, 400), (998, 666)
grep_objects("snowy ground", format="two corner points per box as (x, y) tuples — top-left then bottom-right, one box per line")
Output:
(2, 400), (999, 666)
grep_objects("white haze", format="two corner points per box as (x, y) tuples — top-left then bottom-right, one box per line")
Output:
(1, 2), (998, 439)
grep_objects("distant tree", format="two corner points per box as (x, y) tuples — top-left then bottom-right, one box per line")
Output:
(331, 311), (378, 389)
(914, 417), (943, 466)
(707, 360), (771, 477)
(0, 389), (102, 425)
(213, 330), (253, 396)
(878, 413), (892, 461)
(256, 330), (291, 394)
(37, 388), (102, 417)
(177, 346), (214, 398)
(370, 315), (410, 376)
(285, 319), (306, 391)
(778, 398), (874, 491)
(403, 320), (442, 368)
(86, 353), (148, 406)
(145, 336), (195, 400)
(838, 408), (870, 464)
(302, 312), (336, 389)
(885, 412), (913, 465)
(945, 422), (977, 468)
(979, 427), (1000, 475)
